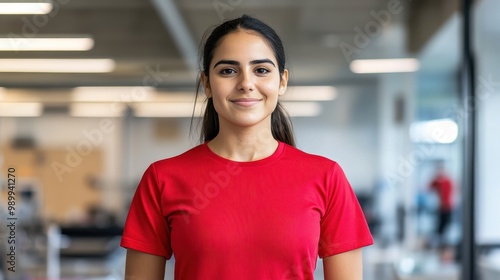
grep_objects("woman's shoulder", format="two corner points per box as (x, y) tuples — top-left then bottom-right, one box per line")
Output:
(282, 142), (340, 168)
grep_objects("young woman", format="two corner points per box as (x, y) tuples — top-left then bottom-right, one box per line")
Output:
(121, 15), (373, 279)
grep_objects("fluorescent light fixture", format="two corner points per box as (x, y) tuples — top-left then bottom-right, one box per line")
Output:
(0, 102), (43, 117)
(281, 102), (322, 117)
(410, 119), (458, 144)
(0, 37), (94, 51)
(133, 102), (204, 118)
(72, 87), (155, 102)
(0, 59), (115, 73)
(283, 86), (337, 101)
(350, 58), (420, 74)
(70, 103), (126, 117)
(0, 2), (53, 14)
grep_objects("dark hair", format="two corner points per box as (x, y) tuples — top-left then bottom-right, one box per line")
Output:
(192, 14), (295, 147)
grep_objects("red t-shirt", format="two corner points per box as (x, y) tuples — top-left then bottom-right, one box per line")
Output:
(431, 174), (453, 211)
(121, 141), (373, 279)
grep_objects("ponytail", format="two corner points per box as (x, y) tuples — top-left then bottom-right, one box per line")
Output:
(271, 102), (295, 146)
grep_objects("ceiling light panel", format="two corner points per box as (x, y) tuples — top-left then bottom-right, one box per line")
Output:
(0, 102), (43, 117)
(350, 58), (420, 74)
(0, 2), (53, 14)
(0, 37), (94, 51)
(0, 59), (115, 73)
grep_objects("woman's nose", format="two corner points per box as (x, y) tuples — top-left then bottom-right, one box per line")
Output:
(237, 70), (254, 92)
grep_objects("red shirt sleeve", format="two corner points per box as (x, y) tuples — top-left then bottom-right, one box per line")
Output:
(318, 163), (374, 258)
(120, 163), (172, 259)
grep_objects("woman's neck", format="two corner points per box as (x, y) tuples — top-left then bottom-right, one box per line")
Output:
(207, 125), (278, 162)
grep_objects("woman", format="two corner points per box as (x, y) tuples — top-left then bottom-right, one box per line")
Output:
(121, 15), (373, 279)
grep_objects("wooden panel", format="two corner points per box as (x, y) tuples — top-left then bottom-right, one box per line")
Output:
(1, 147), (102, 224)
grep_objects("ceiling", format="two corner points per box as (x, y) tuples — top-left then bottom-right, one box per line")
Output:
(0, 0), (419, 89)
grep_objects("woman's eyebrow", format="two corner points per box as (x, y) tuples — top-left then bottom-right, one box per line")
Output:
(213, 58), (276, 69)
(213, 60), (239, 68)
(250, 59), (276, 67)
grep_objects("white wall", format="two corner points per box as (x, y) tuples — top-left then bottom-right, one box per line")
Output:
(376, 73), (416, 246)
(294, 84), (378, 192)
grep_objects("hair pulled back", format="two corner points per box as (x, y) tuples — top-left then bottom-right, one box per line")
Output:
(193, 14), (295, 147)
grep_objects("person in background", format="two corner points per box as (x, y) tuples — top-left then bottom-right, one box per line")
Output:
(429, 161), (454, 240)
(429, 160), (456, 262)
(121, 14), (373, 279)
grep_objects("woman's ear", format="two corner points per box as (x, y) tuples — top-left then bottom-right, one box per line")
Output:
(201, 72), (211, 98)
(279, 69), (289, 96)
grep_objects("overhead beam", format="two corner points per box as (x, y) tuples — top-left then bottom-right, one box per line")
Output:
(150, 0), (199, 76)
(407, 0), (459, 53)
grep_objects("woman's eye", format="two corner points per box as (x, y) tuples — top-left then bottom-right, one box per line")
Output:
(220, 68), (236, 75)
(255, 68), (270, 74)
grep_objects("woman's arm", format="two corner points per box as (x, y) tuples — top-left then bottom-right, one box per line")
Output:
(323, 248), (363, 280)
(124, 249), (167, 280)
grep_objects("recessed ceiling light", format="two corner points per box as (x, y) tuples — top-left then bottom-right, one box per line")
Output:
(0, 37), (94, 51)
(0, 2), (53, 14)
(350, 58), (420, 74)
(0, 59), (115, 73)
(0, 102), (43, 117)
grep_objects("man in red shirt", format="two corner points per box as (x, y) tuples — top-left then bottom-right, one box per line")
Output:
(430, 162), (454, 239)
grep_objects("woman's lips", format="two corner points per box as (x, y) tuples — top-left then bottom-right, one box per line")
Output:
(230, 98), (262, 107)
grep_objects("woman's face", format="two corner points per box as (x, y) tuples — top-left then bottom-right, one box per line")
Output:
(203, 30), (288, 130)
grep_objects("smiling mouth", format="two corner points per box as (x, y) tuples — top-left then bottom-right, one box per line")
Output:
(230, 98), (262, 107)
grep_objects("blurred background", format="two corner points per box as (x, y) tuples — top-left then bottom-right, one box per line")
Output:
(0, 0), (499, 279)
